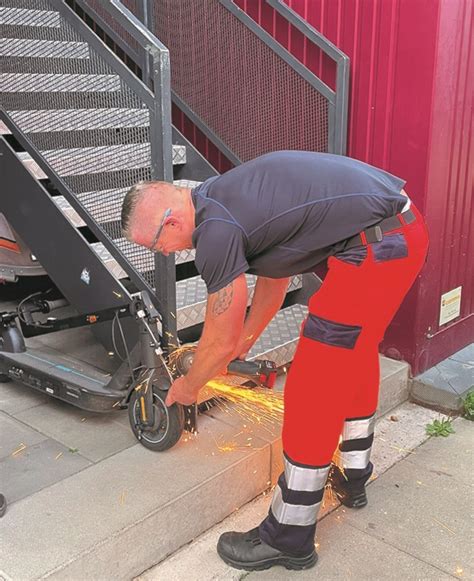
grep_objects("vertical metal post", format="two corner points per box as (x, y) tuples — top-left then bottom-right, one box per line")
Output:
(149, 46), (178, 353)
(138, 0), (155, 86)
(334, 58), (350, 155)
(327, 103), (336, 154)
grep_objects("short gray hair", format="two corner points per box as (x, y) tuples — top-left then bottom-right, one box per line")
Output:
(121, 181), (153, 238)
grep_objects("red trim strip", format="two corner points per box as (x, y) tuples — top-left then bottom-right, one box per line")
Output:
(0, 238), (21, 253)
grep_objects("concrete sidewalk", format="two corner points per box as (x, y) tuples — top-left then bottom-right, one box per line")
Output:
(140, 413), (472, 581)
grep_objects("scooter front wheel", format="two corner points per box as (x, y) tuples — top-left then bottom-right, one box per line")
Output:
(128, 384), (184, 452)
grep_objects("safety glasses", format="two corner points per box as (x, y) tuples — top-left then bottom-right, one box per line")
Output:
(149, 207), (172, 253)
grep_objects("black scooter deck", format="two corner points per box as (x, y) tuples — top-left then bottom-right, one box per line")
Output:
(0, 347), (125, 412)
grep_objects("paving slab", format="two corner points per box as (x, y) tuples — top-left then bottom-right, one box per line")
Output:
(370, 402), (450, 475)
(403, 417), (473, 487)
(0, 410), (47, 460)
(411, 344), (474, 412)
(449, 343), (474, 365)
(0, 412), (272, 580)
(0, 438), (91, 504)
(247, 516), (454, 581)
(340, 419), (472, 579)
(14, 397), (137, 462)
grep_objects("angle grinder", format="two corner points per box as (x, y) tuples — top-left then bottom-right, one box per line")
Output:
(173, 346), (277, 388)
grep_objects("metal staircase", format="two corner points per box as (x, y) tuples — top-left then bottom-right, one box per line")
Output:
(0, 0), (312, 373)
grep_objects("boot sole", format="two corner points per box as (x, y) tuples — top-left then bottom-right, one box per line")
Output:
(217, 546), (318, 572)
(335, 490), (368, 509)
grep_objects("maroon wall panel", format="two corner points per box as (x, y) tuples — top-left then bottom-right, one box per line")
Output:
(173, 0), (473, 372)
(415, 0), (473, 371)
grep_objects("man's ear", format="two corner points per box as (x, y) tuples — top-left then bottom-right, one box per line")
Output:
(167, 215), (182, 230)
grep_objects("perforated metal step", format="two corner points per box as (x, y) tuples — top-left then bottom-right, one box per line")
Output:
(16, 146), (186, 180)
(0, 38), (89, 59)
(0, 72), (121, 93)
(0, 6), (60, 29)
(8, 108), (150, 132)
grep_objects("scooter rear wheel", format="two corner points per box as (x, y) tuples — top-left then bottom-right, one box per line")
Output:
(128, 384), (184, 452)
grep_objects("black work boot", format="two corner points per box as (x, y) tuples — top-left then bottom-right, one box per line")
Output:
(328, 464), (369, 508)
(217, 527), (318, 571)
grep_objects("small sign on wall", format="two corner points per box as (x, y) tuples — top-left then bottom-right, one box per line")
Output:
(439, 286), (462, 326)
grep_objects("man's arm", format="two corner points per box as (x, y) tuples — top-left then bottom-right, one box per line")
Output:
(234, 276), (290, 359)
(174, 273), (248, 398)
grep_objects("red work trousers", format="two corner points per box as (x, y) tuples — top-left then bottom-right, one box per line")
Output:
(259, 204), (429, 555)
(284, 204), (429, 464)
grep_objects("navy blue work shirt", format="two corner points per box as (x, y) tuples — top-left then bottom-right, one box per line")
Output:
(191, 151), (407, 294)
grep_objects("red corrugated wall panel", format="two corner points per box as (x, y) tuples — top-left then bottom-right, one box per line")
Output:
(174, 0), (473, 373)
(415, 0), (473, 371)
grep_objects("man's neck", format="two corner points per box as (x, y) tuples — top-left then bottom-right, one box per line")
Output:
(182, 188), (196, 247)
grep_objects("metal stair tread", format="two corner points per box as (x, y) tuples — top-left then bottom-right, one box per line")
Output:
(1, 90), (145, 111)
(1, 1), (57, 13)
(0, 72), (122, 93)
(0, 6), (60, 28)
(16, 144), (186, 180)
(0, 54), (112, 75)
(6, 108), (151, 133)
(0, 38), (90, 59)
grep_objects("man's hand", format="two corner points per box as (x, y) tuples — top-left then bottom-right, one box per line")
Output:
(165, 376), (199, 406)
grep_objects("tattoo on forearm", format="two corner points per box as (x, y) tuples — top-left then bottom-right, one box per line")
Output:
(212, 282), (234, 316)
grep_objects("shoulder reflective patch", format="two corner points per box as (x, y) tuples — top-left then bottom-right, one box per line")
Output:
(303, 314), (362, 349)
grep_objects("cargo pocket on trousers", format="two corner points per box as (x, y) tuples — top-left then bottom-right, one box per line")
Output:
(372, 233), (408, 262)
(303, 314), (362, 349)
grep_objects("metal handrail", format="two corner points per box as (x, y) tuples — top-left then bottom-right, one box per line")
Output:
(2, 0), (177, 345)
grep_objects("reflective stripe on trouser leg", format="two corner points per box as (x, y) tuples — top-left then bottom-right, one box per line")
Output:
(339, 414), (375, 482)
(259, 454), (330, 555)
